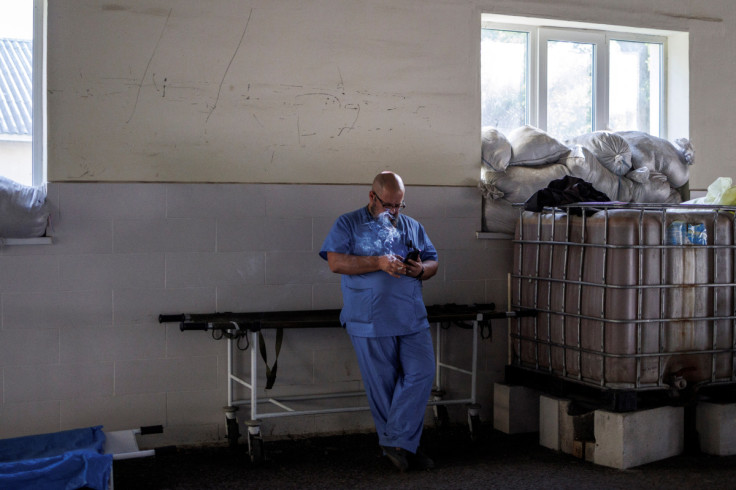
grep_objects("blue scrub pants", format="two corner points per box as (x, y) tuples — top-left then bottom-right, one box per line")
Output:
(350, 328), (435, 453)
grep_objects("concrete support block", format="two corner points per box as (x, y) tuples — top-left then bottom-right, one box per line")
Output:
(558, 399), (576, 455)
(539, 395), (565, 450)
(539, 395), (593, 459)
(493, 383), (540, 434)
(584, 439), (596, 461)
(538, 394), (595, 459)
(594, 406), (684, 469)
(696, 402), (736, 456)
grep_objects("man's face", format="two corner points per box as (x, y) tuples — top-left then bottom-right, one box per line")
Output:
(370, 188), (405, 219)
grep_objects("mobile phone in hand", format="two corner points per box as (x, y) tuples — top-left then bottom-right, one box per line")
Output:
(404, 250), (420, 264)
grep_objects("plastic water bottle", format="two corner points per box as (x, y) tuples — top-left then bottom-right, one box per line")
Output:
(667, 221), (687, 245)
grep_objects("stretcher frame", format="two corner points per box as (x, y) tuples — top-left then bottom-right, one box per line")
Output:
(160, 305), (533, 462)
(105, 427), (160, 490)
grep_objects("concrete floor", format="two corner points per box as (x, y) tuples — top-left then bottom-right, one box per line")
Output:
(113, 423), (736, 489)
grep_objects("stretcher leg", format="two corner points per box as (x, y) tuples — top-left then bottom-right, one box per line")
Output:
(431, 390), (449, 429)
(245, 420), (264, 464)
(467, 403), (482, 441)
(224, 406), (240, 449)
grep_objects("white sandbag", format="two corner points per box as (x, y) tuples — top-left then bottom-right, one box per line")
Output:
(617, 131), (692, 188)
(626, 167), (650, 184)
(507, 125), (570, 166)
(663, 187), (683, 203)
(0, 176), (49, 238)
(478, 168), (504, 200)
(629, 170), (681, 203)
(563, 145), (633, 202)
(674, 137), (695, 166)
(481, 126), (512, 171)
(481, 196), (522, 234)
(566, 131), (632, 176)
(481, 161), (571, 203)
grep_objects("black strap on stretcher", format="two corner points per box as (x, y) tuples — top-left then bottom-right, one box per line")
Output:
(159, 313), (287, 390)
(158, 305), (537, 389)
(258, 327), (283, 389)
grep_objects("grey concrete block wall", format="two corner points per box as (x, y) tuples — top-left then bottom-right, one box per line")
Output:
(0, 182), (512, 445)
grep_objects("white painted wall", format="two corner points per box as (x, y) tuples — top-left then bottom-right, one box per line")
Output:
(0, 182), (509, 445)
(46, 0), (736, 189)
(47, 1), (479, 185)
(2, 0), (736, 445)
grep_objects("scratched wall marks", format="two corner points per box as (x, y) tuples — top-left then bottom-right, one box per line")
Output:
(48, 1), (479, 184)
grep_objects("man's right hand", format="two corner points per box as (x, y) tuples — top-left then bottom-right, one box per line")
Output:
(327, 252), (404, 278)
(379, 254), (405, 278)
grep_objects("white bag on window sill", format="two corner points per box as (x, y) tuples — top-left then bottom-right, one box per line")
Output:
(0, 176), (49, 238)
(683, 177), (736, 205)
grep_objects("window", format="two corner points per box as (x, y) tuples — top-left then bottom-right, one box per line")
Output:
(0, 0), (44, 187)
(480, 29), (528, 131)
(481, 15), (678, 142)
(543, 35), (596, 139)
(609, 39), (662, 135)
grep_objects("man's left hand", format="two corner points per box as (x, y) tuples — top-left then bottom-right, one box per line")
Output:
(403, 257), (424, 278)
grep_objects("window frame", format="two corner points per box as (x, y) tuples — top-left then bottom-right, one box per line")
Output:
(538, 28), (608, 136)
(481, 18), (668, 139)
(604, 31), (666, 136)
(32, 0), (47, 186)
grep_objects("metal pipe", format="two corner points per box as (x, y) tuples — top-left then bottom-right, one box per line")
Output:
(250, 331), (259, 421)
(471, 317), (479, 404)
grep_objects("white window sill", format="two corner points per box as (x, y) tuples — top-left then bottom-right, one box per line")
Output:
(2, 237), (53, 246)
(476, 231), (513, 240)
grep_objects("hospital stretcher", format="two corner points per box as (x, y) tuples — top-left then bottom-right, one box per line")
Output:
(159, 304), (536, 462)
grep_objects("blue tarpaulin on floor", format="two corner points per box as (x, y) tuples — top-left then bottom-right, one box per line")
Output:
(0, 426), (112, 490)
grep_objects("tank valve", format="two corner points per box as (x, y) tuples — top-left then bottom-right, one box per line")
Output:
(667, 375), (687, 391)
(667, 367), (696, 391)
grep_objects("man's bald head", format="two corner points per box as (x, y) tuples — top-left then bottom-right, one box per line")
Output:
(368, 171), (406, 219)
(372, 171), (405, 195)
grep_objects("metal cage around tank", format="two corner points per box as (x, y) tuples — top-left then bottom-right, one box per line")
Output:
(509, 203), (736, 396)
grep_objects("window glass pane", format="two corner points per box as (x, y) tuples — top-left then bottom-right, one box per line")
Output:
(0, 0), (34, 186)
(480, 29), (527, 133)
(609, 39), (662, 136)
(547, 40), (593, 141)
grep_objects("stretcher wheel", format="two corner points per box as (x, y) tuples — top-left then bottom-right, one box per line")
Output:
(226, 418), (240, 449)
(248, 434), (264, 464)
(468, 414), (481, 442)
(433, 405), (449, 430)
(467, 403), (482, 441)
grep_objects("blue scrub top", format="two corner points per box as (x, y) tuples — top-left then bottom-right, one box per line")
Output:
(320, 207), (438, 337)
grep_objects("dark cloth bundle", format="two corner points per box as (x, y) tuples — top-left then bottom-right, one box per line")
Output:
(524, 175), (610, 215)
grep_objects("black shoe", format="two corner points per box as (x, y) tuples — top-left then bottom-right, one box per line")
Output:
(409, 447), (435, 470)
(381, 446), (409, 472)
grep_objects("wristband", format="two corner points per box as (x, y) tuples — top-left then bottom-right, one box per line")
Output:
(416, 266), (425, 280)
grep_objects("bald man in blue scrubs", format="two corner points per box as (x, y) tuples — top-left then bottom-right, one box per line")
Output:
(320, 171), (439, 472)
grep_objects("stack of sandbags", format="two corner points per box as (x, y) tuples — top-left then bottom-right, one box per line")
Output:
(0, 176), (49, 238)
(480, 126), (570, 233)
(479, 126), (692, 233)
